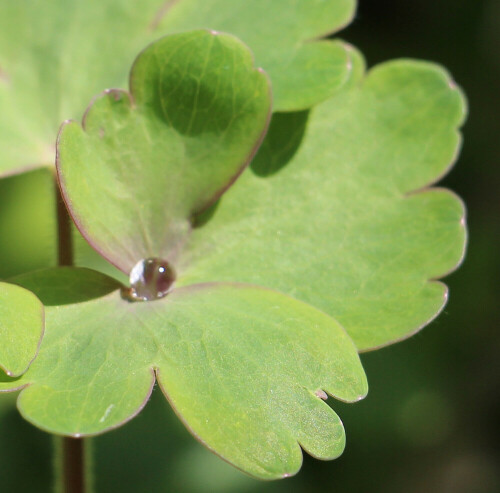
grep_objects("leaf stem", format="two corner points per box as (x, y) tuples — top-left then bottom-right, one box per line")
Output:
(54, 177), (92, 493)
(55, 180), (74, 266)
(53, 437), (93, 493)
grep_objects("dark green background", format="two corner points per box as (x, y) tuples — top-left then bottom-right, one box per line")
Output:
(1, 0), (498, 491)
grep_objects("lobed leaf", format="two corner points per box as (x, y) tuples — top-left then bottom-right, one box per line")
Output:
(178, 59), (468, 350)
(157, 0), (357, 110)
(57, 30), (271, 274)
(0, 282), (44, 377)
(0, 0), (355, 178)
(0, 1), (468, 479)
(0, 279), (367, 479)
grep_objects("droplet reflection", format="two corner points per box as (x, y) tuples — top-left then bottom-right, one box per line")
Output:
(125, 258), (176, 301)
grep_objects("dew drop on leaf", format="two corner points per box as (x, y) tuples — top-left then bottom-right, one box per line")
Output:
(125, 258), (176, 301)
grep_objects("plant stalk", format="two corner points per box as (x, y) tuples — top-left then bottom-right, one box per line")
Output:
(55, 180), (73, 266)
(54, 437), (92, 493)
(54, 177), (92, 493)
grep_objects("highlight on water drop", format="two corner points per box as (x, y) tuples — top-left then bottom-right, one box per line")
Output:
(124, 257), (176, 301)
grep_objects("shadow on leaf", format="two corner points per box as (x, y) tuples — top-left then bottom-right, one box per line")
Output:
(10, 267), (122, 306)
(251, 111), (309, 177)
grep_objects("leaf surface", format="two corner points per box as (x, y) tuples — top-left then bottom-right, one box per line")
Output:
(0, 281), (367, 479)
(178, 60), (468, 350)
(157, 0), (356, 110)
(10, 267), (122, 306)
(0, 282), (44, 377)
(57, 30), (271, 274)
(0, 0), (354, 177)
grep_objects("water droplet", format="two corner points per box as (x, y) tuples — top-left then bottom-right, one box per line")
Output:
(125, 258), (176, 301)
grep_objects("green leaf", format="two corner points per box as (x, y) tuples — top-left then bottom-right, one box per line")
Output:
(178, 60), (468, 351)
(0, 282), (44, 377)
(72, 226), (129, 285)
(10, 267), (122, 306)
(0, 0), (354, 178)
(157, 0), (356, 110)
(0, 283), (367, 479)
(57, 30), (271, 274)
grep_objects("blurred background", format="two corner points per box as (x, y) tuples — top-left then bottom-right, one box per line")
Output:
(0, 0), (499, 491)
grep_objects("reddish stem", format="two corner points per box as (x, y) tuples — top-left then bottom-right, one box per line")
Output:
(54, 177), (88, 493)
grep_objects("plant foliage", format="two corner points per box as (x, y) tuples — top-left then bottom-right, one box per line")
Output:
(0, 0), (467, 481)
